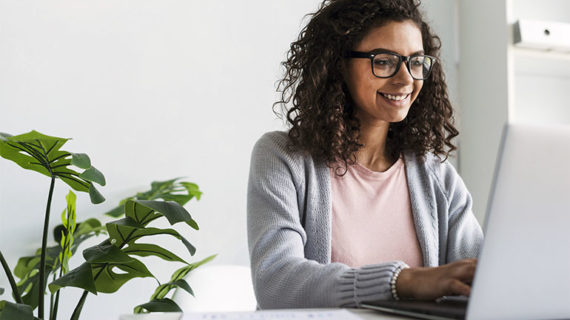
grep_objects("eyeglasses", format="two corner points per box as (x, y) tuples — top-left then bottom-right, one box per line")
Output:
(346, 49), (436, 80)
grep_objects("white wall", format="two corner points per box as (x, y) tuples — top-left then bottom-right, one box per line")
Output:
(0, 1), (458, 319)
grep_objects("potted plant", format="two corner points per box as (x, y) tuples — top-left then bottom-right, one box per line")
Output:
(0, 131), (214, 320)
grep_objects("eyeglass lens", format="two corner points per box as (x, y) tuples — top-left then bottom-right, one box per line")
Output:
(372, 53), (433, 79)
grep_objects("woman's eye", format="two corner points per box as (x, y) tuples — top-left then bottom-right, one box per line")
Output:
(411, 59), (424, 66)
(374, 59), (392, 66)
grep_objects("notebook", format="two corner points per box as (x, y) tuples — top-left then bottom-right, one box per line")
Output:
(361, 123), (570, 320)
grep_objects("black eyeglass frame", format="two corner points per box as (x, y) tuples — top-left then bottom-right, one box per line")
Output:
(346, 49), (437, 80)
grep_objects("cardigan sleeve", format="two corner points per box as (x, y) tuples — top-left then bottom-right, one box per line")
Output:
(438, 160), (484, 262)
(247, 132), (406, 309)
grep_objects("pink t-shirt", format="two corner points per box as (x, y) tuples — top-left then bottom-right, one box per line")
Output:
(330, 158), (423, 268)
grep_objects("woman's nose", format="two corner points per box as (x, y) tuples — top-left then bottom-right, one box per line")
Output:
(392, 60), (415, 84)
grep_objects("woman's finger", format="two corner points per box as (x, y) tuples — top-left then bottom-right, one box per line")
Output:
(449, 279), (471, 297)
(456, 263), (476, 281)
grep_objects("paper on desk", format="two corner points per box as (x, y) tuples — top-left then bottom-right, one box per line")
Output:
(182, 309), (362, 320)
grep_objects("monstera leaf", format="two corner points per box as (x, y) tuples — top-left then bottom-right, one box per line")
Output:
(49, 199), (201, 318)
(0, 301), (34, 320)
(134, 254), (216, 314)
(0, 131), (105, 203)
(105, 178), (202, 217)
(49, 243), (153, 294)
(13, 218), (104, 310)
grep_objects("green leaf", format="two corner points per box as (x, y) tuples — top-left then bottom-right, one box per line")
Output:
(83, 242), (133, 264)
(186, 219), (199, 230)
(92, 258), (153, 294)
(89, 184), (105, 204)
(179, 182), (203, 201)
(151, 279), (193, 301)
(124, 201), (155, 226)
(0, 131), (69, 177)
(59, 191), (77, 275)
(50, 243), (155, 295)
(14, 256), (40, 280)
(170, 255), (217, 282)
(170, 279), (193, 297)
(74, 218), (104, 238)
(104, 178), (202, 218)
(0, 301), (34, 320)
(71, 153), (91, 169)
(0, 288), (4, 295)
(134, 298), (182, 313)
(0, 131), (106, 202)
(12, 217), (105, 310)
(139, 255), (215, 312)
(122, 199), (199, 230)
(80, 166), (106, 186)
(15, 246), (61, 309)
(48, 262), (97, 295)
(84, 243), (154, 293)
(122, 244), (187, 263)
(132, 200), (198, 228)
(104, 205), (125, 218)
(106, 222), (196, 256)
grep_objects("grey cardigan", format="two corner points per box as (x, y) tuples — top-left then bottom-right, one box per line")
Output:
(247, 131), (483, 309)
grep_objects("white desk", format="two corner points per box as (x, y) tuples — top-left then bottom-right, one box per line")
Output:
(349, 308), (411, 319)
(120, 309), (411, 320)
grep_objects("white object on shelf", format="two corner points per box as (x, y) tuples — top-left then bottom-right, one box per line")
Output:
(513, 19), (570, 52)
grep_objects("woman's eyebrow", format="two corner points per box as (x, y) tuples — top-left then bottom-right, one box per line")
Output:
(372, 48), (425, 55)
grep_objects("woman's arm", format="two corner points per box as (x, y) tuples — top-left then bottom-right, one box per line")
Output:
(397, 158), (483, 300)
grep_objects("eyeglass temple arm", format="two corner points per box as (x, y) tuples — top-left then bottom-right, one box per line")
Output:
(345, 51), (374, 59)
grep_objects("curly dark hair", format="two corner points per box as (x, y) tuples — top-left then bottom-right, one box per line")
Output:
(275, 0), (458, 173)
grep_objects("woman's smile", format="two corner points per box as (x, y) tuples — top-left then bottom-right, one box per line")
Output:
(377, 92), (412, 107)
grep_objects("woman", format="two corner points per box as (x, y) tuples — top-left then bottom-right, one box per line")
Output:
(247, 0), (483, 309)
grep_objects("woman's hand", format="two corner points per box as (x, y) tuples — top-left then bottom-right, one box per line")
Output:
(396, 259), (477, 300)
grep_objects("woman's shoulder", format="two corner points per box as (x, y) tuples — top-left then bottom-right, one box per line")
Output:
(251, 131), (311, 167)
(404, 151), (463, 192)
(254, 131), (289, 150)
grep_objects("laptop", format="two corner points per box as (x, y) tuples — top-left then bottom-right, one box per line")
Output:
(361, 123), (570, 320)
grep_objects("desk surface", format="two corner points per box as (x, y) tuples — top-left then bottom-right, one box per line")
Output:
(349, 308), (411, 319)
(120, 308), (411, 320)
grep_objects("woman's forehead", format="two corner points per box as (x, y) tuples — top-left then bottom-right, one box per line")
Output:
(355, 20), (424, 54)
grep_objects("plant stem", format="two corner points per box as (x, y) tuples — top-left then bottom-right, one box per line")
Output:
(38, 176), (56, 320)
(0, 250), (23, 304)
(70, 289), (88, 320)
(51, 288), (61, 320)
(49, 272), (55, 319)
(50, 268), (63, 320)
(70, 267), (103, 320)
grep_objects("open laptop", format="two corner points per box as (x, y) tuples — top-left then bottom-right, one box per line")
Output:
(361, 123), (570, 320)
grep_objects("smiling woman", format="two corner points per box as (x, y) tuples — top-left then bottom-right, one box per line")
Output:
(343, 20), (426, 138)
(247, 0), (483, 309)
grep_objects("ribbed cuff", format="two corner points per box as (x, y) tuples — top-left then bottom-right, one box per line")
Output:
(336, 261), (409, 307)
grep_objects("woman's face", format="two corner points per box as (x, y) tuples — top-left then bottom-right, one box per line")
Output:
(344, 20), (424, 126)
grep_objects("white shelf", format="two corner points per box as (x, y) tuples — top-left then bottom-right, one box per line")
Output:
(458, 0), (570, 222)
(512, 47), (570, 78)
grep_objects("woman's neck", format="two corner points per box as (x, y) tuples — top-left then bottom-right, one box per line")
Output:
(355, 121), (396, 172)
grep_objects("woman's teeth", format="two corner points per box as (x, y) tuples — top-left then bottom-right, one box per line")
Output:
(380, 93), (409, 101)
